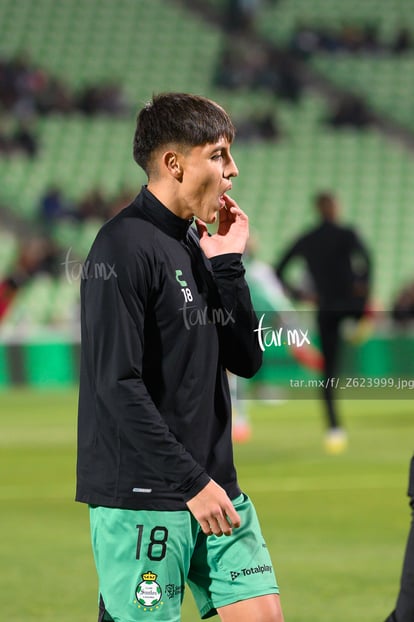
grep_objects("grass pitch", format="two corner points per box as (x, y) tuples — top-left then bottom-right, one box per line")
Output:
(0, 388), (412, 621)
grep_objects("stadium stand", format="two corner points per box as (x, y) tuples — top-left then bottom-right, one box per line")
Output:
(0, 0), (413, 384)
(255, 0), (414, 131)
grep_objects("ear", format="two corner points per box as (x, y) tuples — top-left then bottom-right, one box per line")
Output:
(163, 150), (183, 181)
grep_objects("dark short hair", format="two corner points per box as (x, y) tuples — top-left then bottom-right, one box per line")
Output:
(315, 192), (336, 211)
(133, 92), (235, 175)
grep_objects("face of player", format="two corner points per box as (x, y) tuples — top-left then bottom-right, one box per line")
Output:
(177, 138), (239, 224)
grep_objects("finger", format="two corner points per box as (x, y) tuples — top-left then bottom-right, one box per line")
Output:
(222, 201), (247, 223)
(226, 506), (241, 530)
(222, 194), (247, 219)
(218, 514), (234, 537)
(213, 508), (241, 537)
(210, 524), (224, 537)
(209, 516), (226, 537)
(228, 205), (247, 220)
(201, 511), (232, 537)
(200, 519), (213, 536)
(221, 195), (238, 219)
(222, 193), (238, 209)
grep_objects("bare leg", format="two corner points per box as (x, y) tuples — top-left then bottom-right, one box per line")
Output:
(217, 593), (284, 622)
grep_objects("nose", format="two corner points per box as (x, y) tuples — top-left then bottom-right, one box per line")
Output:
(225, 154), (239, 179)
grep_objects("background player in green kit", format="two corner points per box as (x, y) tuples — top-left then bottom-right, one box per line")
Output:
(76, 93), (285, 622)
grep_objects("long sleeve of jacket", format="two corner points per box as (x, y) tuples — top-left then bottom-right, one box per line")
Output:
(210, 253), (263, 378)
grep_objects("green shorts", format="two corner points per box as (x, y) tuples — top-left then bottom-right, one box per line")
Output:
(89, 493), (279, 622)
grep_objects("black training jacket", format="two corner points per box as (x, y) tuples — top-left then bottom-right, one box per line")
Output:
(76, 186), (262, 510)
(276, 220), (371, 312)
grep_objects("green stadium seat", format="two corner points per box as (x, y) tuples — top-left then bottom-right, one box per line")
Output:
(0, 0), (413, 321)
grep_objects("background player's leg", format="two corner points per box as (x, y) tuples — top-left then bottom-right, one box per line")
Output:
(317, 311), (347, 453)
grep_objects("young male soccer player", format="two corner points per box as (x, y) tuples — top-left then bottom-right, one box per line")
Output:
(76, 93), (285, 622)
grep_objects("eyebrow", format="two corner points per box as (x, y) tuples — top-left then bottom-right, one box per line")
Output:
(209, 142), (228, 155)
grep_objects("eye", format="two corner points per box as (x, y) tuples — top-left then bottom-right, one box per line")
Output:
(211, 153), (223, 161)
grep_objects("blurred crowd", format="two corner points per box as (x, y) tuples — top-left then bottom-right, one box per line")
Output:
(0, 184), (135, 322)
(214, 39), (302, 104)
(0, 234), (60, 321)
(1, 7), (414, 330)
(212, 10), (412, 137)
(290, 23), (412, 59)
(0, 52), (129, 159)
(222, 0), (278, 35)
(38, 185), (135, 227)
(0, 52), (129, 118)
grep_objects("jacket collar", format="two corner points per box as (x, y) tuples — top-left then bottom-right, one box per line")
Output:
(133, 186), (193, 240)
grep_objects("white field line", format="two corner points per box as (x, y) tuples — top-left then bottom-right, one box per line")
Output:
(240, 475), (405, 493)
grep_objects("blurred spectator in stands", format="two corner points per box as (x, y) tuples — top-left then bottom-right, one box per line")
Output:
(0, 117), (39, 158)
(289, 21), (321, 59)
(236, 111), (280, 142)
(39, 186), (136, 228)
(391, 281), (414, 326)
(224, 0), (262, 33)
(0, 52), (58, 117)
(99, 82), (129, 115)
(0, 235), (59, 321)
(339, 23), (365, 53)
(360, 23), (382, 53)
(12, 120), (39, 158)
(38, 186), (76, 227)
(214, 39), (303, 102)
(36, 75), (74, 115)
(0, 52), (34, 113)
(76, 81), (128, 116)
(105, 187), (136, 220)
(222, 0), (279, 33)
(338, 23), (382, 54)
(254, 48), (303, 102)
(274, 191), (372, 454)
(214, 39), (267, 90)
(392, 27), (412, 54)
(327, 95), (373, 129)
(77, 85), (107, 115)
(290, 21), (402, 57)
(0, 53), (127, 119)
(77, 188), (108, 221)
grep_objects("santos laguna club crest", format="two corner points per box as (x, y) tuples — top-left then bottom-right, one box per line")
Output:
(134, 571), (163, 612)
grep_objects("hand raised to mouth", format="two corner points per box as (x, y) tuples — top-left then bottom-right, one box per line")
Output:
(196, 194), (249, 258)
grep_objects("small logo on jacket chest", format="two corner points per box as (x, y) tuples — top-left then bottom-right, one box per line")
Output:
(175, 269), (193, 304)
(175, 268), (235, 329)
